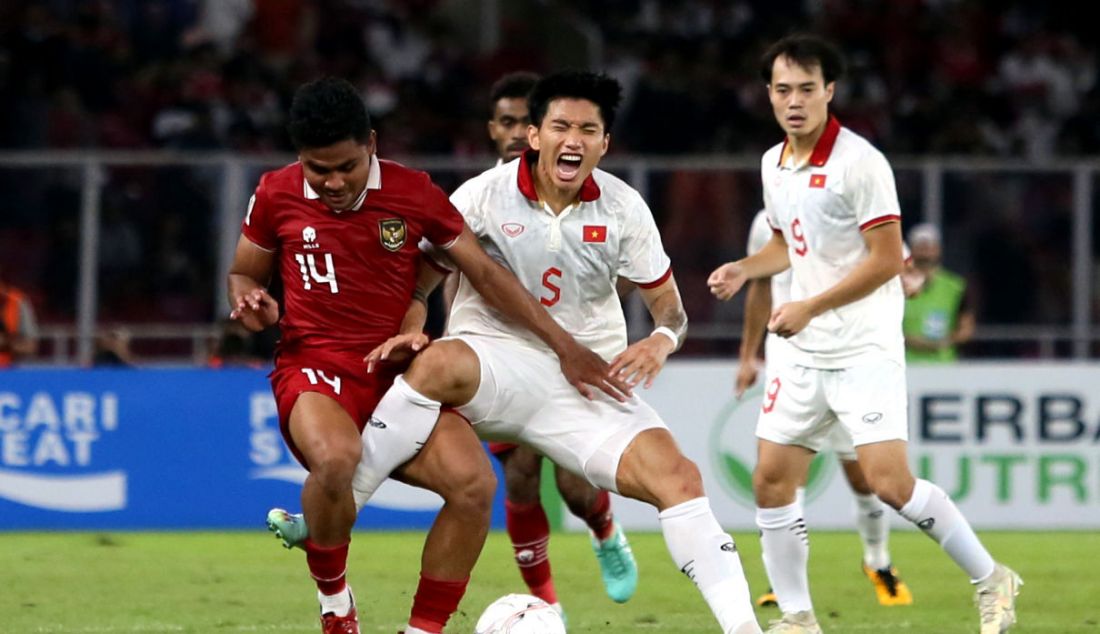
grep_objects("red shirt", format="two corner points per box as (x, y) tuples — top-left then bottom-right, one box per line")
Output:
(242, 158), (464, 353)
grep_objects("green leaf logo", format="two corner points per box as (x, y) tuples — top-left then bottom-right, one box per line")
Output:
(709, 388), (835, 507)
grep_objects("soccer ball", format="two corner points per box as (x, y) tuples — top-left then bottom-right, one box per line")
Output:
(474, 593), (566, 633)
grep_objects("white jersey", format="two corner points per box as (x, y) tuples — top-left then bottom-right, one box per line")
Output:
(761, 116), (905, 368)
(444, 152), (672, 360)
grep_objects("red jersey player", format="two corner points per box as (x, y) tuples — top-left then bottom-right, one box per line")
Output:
(227, 77), (628, 634)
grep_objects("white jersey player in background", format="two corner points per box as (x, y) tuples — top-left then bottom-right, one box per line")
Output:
(739, 210), (914, 609)
(709, 35), (1020, 634)
(358, 70), (762, 634)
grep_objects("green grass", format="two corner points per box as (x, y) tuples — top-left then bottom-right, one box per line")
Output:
(1, 530), (1096, 633)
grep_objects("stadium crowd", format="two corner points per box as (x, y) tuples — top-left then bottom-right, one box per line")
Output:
(1, 0), (1096, 157)
(0, 0), (1093, 359)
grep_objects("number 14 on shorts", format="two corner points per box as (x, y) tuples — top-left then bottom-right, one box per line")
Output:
(300, 368), (342, 395)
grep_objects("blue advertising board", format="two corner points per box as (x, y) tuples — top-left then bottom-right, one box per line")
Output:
(0, 369), (506, 529)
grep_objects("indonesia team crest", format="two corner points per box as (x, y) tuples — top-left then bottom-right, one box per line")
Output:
(378, 218), (407, 251)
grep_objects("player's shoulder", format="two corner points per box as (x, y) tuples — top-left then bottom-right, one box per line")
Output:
(257, 162), (304, 196)
(590, 167), (646, 213)
(452, 159), (516, 207)
(761, 140), (786, 171)
(835, 126), (890, 168)
(376, 157), (434, 190)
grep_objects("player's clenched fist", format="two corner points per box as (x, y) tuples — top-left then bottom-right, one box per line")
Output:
(707, 262), (748, 301)
(229, 287), (279, 332)
(767, 300), (814, 338)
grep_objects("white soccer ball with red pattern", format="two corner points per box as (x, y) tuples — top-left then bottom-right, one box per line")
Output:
(474, 593), (565, 633)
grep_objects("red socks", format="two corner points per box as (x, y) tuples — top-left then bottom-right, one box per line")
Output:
(304, 539), (349, 596)
(585, 490), (615, 541)
(505, 499), (557, 604)
(408, 574), (469, 632)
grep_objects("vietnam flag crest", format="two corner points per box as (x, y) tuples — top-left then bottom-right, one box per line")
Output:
(583, 225), (608, 243)
(809, 173), (827, 188)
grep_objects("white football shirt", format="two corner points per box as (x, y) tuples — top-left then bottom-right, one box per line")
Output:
(444, 151), (672, 360)
(761, 115), (905, 368)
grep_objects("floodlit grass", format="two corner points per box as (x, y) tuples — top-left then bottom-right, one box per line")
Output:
(2, 530), (1095, 632)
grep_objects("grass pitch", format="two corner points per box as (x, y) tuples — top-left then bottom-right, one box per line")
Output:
(2, 530), (1095, 633)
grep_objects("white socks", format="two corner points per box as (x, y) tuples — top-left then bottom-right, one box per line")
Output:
(659, 497), (760, 633)
(318, 586), (353, 617)
(352, 375), (442, 511)
(898, 479), (996, 582)
(757, 501), (812, 614)
(853, 493), (891, 570)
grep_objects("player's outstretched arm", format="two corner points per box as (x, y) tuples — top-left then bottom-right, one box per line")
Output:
(709, 232), (789, 301)
(736, 278), (772, 398)
(444, 226), (632, 402)
(609, 273), (686, 389)
(227, 235), (279, 332)
(769, 221), (904, 338)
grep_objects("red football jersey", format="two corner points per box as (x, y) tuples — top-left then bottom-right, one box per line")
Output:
(242, 157), (464, 352)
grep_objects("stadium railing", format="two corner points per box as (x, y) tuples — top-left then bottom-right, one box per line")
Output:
(0, 151), (1096, 365)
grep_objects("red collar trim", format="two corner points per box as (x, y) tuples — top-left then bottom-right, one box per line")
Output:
(777, 115), (842, 168)
(517, 150), (601, 203)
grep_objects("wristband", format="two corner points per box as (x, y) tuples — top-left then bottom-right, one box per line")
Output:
(651, 326), (679, 349)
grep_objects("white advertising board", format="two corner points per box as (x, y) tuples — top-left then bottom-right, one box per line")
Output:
(565, 361), (1100, 531)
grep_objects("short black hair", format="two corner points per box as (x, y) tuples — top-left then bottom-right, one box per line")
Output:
(287, 77), (371, 149)
(528, 71), (623, 132)
(760, 34), (846, 85)
(489, 71), (540, 114)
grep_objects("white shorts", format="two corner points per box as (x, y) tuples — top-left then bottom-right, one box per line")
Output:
(824, 424), (857, 461)
(446, 334), (667, 492)
(755, 357), (908, 453)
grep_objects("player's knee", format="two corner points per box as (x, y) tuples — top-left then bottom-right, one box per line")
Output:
(658, 455), (705, 505)
(752, 465), (797, 507)
(446, 464), (497, 515)
(503, 469), (541, 504)
(869, 480), (911, 510)
(404, 341), (478, 400)
(557, 471), (599, 515)
(309, 447), (360, 495)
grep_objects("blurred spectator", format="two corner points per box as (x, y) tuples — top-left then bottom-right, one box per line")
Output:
(902, 224), (975, 363)
(92, 327), (134, 367)
(0, 262), (39, 366)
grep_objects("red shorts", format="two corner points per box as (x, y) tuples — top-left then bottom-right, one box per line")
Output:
(487, 442), (519, 456)
(269, 348), (399, 469)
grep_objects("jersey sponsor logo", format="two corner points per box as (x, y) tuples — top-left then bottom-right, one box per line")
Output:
(0, 391), (126, 512)
(379, 218), (407, 251)
(809, 173), (827, 188)
(583, 225), (607, 243)
(862, 412), (884, 424)
(501, 222), (525, 237)
(302, 226), (318, 247)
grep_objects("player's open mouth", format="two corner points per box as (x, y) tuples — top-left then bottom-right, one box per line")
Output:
(556, 153), (583, 180)
(787, 114), (806, 126)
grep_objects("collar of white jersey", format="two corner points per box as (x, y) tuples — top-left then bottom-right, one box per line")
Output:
(516, 149), (601, 203)
(302, 153), (382, 213)
(777, 114), (842, 169)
